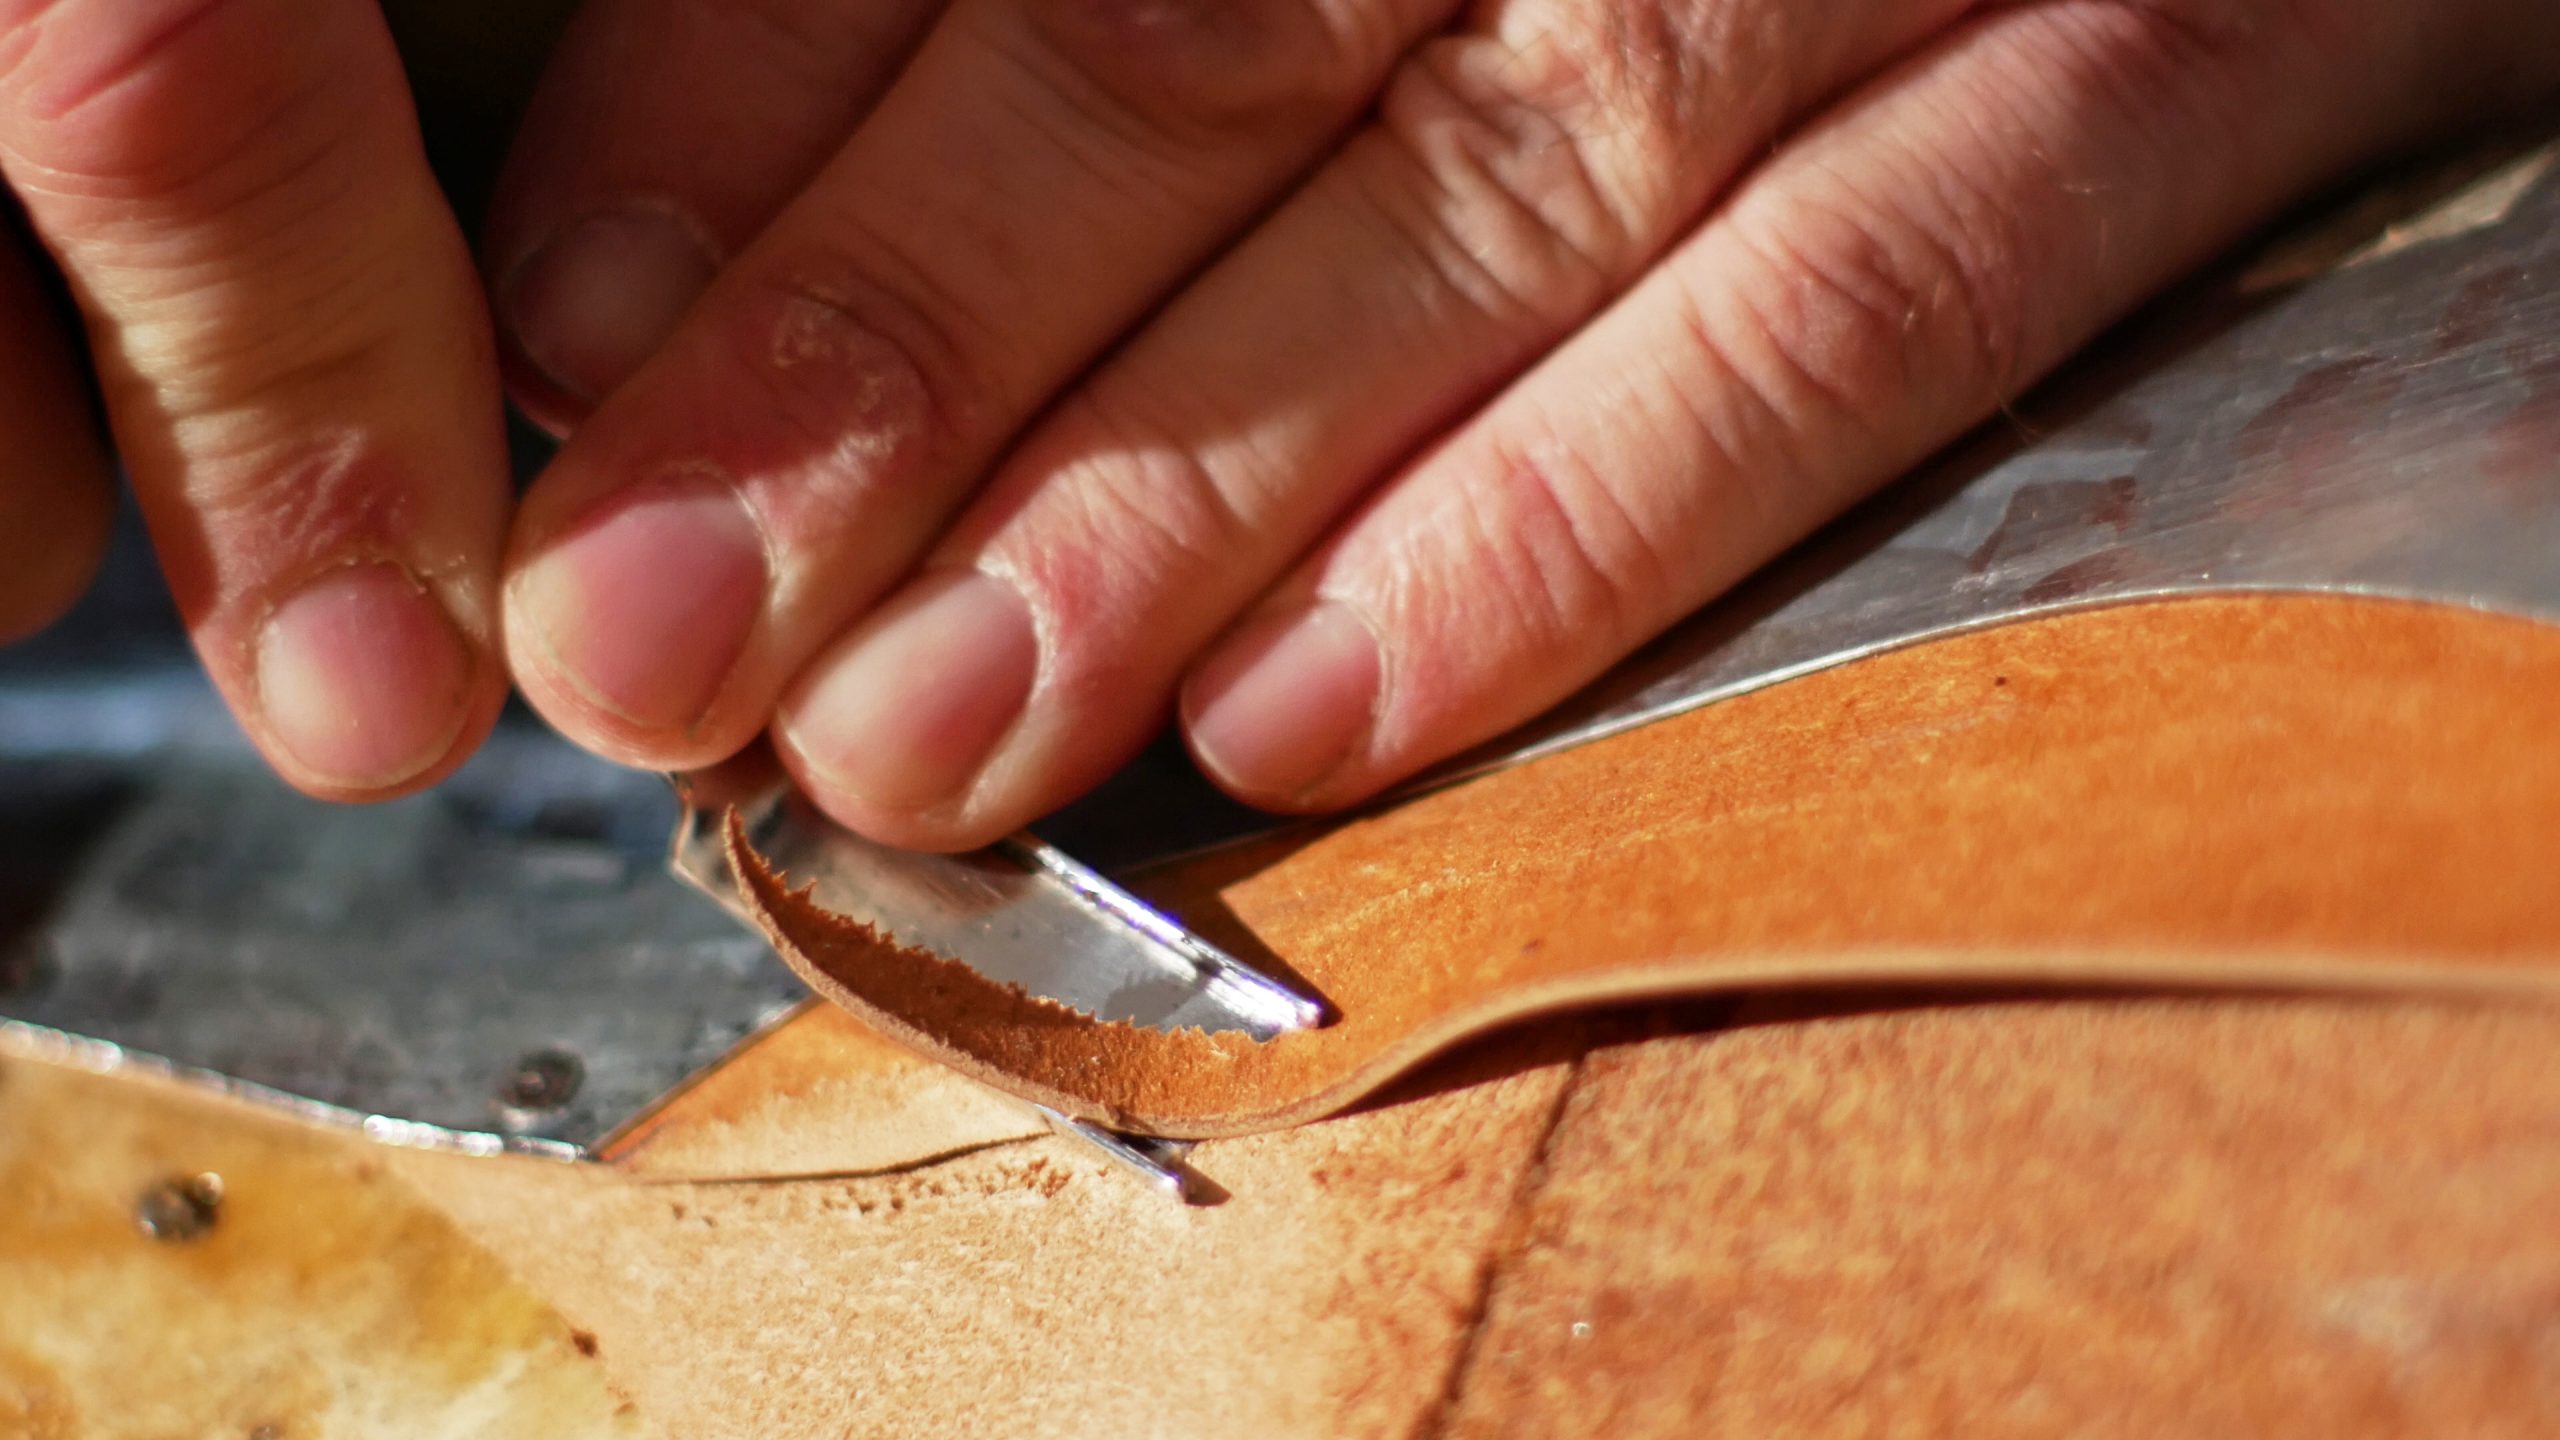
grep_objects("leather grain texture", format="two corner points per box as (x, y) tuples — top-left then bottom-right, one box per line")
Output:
(397, 993), (2560, 1439)
(736, 594), (2560, 1138)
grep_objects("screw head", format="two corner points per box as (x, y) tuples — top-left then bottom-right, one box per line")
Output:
(135, 1172), (224, 1242)
(499, 1047), (584, 1113)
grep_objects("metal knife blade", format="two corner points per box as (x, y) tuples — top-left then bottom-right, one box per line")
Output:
(668, 754), (1324, 1039)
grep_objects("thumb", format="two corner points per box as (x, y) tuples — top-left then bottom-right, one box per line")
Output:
(0, 0), (512, 798)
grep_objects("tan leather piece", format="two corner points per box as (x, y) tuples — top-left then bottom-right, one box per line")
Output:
(390, 994), (2560, 1439)
(1437, 996), (2560, 1439)
(737, 595), (2560, 1139)
(397, 1027), (1584, 1440)
(0, 1054), (647, 1438)
(598, 1003), (1047, 1179)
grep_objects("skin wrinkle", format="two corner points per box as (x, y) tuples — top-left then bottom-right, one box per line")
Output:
(1639, 284), (1793, 556)
(139, 234), (441, 416)
(1378, 40), (1628, 331)
(1626, 265), (1828, 559)
(1152, 2), (2048, 809)
(975, 31), (1200, 218)
(1903, 10), (2188, 384)
(942, 0), (2017, 809)
(1063, 374), (1308, 551)
(998, 406), (1265, 643)
(1521, 419), (1685, 646)
(5, 51), (340, 229)
(1469, 434), (1649, 659)
(29, 117), (393, 403)
(0, 0), (230, 124)
(1705, 206), (1964, 477)
(1364, 475), (1545, 735)
(0, 1), (516, 808)
(163, 429), (415, 613)
(54, 176), (450, 513)
(1595, 0), (1789, 143)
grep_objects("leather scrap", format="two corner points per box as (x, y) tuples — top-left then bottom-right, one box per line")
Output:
(734, 594), (2560, 1139)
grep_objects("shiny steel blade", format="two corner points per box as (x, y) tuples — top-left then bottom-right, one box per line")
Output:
(670, 776), (1324, 1039)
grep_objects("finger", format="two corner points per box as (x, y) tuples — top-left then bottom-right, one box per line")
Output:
(0, 0), (511, 798)
(774, 0), (1979, 847)
(506, 0), (1454, 771)
(0, 228), (109, 642)
(486, 0), (949, 430)
(1180, 0), (2516, 809)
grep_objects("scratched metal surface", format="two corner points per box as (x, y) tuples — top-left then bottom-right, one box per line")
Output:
(1, 127), (2553, 1154)
(0, 665), (802, 1156)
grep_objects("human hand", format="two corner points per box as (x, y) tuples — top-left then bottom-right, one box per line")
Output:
(0, 0), (513, 799)
(489, 0), (2560, 850)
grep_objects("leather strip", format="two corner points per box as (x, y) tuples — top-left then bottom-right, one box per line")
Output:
(735, 595), (2560, 1138)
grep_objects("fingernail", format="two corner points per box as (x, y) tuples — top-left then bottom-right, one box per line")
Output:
(503, 203), (718, 404)
(256, 562), (472, 790)
(1185, 601), (1380, 803)
(783, 570), (1039, 813)
(516, 476), (768, 731)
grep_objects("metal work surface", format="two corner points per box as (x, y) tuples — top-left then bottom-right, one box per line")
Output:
(1, 127), (2554, 1162)
(0, 672), (802, 1155)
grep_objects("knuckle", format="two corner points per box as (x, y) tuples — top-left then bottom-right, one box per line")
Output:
(1371, 38), (1627, 330)
(1719, 176), (2030, 440)
(1588, 0), (1793, 144)
(1371, 0), (1790, 332)
(1428, 433), (1665, 657)
(1023, 0), (1387, 142)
